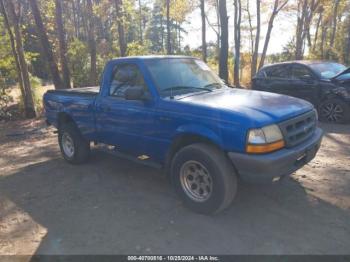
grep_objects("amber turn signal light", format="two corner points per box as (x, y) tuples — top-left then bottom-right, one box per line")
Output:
(246, 140), (285, 154)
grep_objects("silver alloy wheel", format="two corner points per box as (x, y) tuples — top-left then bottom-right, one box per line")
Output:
(62, 132), (75, 158)
(321, 102), (344, 122)
(180, 160), (213, 202)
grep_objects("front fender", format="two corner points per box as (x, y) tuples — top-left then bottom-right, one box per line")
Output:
(174, 124), (224, 149)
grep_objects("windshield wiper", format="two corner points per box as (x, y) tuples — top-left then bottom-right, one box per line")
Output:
(204, 82), (222, 89)
(161, 86), (212, 95)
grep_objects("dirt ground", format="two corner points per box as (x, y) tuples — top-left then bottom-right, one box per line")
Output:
(0, 119), (349, 255)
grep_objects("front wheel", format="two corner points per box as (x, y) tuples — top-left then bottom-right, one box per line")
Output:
(318, 98), (350, 124)
(58, 123), (90, 164)
(171, 143), (237, 214)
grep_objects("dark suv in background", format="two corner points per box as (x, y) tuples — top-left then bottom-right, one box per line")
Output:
(252, 61), (350, 123)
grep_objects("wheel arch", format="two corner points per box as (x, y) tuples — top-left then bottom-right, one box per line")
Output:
(57, 112), (77, 129)
(164, 131), (225, 173)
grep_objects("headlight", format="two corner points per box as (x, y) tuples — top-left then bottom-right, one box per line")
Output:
(246, 124), (285, 153)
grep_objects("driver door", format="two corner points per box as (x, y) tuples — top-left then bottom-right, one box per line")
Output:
(95, 62), (157, 157)
(289, 64), (318, 105)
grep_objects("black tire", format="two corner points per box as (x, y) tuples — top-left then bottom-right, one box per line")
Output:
(318, 98), (350, 124)
(58, 122), (90, 164)
(171, 143), (237, 214)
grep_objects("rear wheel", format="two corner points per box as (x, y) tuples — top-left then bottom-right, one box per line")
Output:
(58, 123), (90, 164)
(318, 98), (350, 124)
(171, 143), (237, 214)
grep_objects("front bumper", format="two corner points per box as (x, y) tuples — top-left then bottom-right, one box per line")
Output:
(228, 127), (323, 182)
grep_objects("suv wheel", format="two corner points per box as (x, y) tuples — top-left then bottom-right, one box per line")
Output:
(171, 143), (237, 214)
(58, 123), (90, 164)
(319, 98), (350, 124)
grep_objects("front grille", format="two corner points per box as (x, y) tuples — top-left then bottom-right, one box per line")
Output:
(279, 110), (317, 148)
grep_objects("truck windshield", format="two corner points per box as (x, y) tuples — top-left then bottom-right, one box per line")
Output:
(144, 58), (224, 97)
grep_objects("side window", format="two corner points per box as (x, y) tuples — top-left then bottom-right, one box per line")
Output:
(109, 64), (147, 98)
(267, 66), (290, 79)
(292, 65), (313, 80)
(257, 69), (267, 78)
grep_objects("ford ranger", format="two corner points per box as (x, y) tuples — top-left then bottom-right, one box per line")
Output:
(44, 56), (323, 214)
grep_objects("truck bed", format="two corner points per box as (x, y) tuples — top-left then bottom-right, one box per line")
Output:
(46, 86), (99, 96)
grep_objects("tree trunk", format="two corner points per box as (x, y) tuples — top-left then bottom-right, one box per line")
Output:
(295, 0), (307, 60)
(345, 17), (350, 65)
(29, 0), (64, 89)
(0, 0), (25, 102)
(330, 0), (340, 48)
(297, 0), (319, 57)
(312, 11), (322, 52)
(115, 0), (127, 57)
(320, 26), (326, 59)
(166, 0), (171, 55)
(6, 0), (36, 118)
(251, 0), (260, 80)
(216, 0), (221, 58)
(259, 9), (276, 69)
(178, 22), (181, 51)
(86, 0), (97, 85)
(200, 0), (207, 62)
(55, 0), (71, 89)
(246, 0), (254, 58)
(138, 0), (143, 44)
(218, 0), (228, 83)
(233, 0), (241, 87)
(160, 15), (164, 51)
(258, 0), (288, 70)
(72, 0), (79, 38)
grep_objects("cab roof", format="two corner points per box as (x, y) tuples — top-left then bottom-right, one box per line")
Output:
(262, 60), (340, 69)
(109, 55), (197, 62)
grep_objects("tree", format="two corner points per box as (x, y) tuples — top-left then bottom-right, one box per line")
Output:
(218, 0), (228, 82)
(0, 0), (24, 102)
(312, 6), (324, 53)
(5, 0), (36, 118)
(138, 0), (143, 44)
(29, 0), (64, 89)
(55, 0), (71, 89)
(86, 0), (97, 85)
(200, 0), (207, 62)
(115, 0), (127, 57)
(233, 0), (241, 86)
(205, 0), (221, 58)
(251, 0), (260, 79)
(166, 0), (171, 54)
(329, 0), (341, 50)
(295, 0), (320, 60)
(146, 0), (165, 53)
(258, 0), (289, 70)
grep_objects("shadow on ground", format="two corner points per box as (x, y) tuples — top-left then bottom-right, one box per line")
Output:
(0, 121), (349, 255)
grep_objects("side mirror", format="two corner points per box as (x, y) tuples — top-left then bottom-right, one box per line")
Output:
(125, 86), (145, 100)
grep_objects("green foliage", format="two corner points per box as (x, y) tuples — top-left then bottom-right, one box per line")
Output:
(67, 38), (90, 87)
(30, 75), (43, 113)
(0, 75), (14, 120)
(0, 17), (17, 85)
(127, 41), (152, 56)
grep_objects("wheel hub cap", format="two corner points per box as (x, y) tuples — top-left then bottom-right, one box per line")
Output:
(62, 132), (74, 158)
(321, 103), (344, 122)
(180, 160), (213, 202)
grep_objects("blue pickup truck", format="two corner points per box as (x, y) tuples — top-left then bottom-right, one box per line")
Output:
(44, 56), (323, 214)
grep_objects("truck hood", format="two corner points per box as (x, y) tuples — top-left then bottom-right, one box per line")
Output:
(177, 88), (313, 125)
